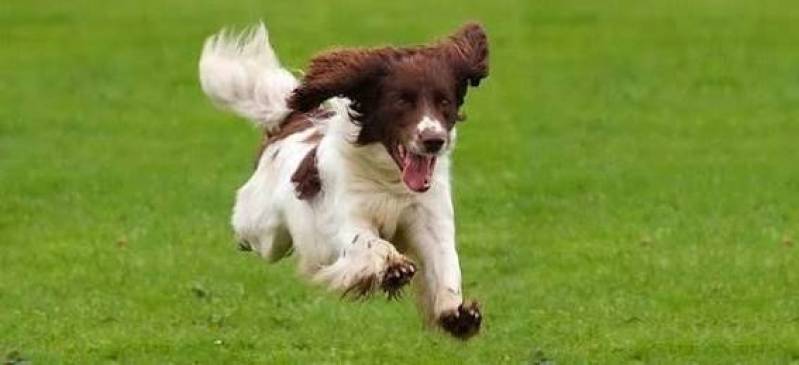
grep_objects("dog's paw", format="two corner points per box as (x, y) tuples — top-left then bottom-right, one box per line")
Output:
(237, 239), (253, 252)
(381, 258), (416, 299)
(439, 301), (482, 340)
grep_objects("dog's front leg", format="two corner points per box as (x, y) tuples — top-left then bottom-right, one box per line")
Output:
(314, 223), (417, 299)
(404, 196), (481, 340)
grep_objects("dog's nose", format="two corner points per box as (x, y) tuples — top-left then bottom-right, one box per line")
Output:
(422, 137), (445, 154)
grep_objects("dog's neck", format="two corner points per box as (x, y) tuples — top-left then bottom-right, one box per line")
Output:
(333, 131), (409, 196)
(318, 98), (452, 198)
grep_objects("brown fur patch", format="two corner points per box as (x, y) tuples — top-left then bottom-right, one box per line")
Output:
(287, 22), (488, 115)
(253, 108), (333, 168)
(268, 112), (315, 143)
(303, 129), (324, 143)
(290, 146), (321, 200)
(285, 22), (489, 151)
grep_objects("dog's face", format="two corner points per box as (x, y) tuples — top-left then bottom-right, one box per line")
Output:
(289, 23), (489, 192)
(364, 57), (462, 192)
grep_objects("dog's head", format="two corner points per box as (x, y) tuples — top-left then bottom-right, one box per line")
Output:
(288, 23), (489, 192)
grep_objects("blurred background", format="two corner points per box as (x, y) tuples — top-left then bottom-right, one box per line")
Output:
(1, 0), (797, 363)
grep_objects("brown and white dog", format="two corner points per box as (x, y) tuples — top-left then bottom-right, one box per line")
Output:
(199, 22), (489, 339)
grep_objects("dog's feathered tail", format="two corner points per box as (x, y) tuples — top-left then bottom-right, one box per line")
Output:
(199, 23), (298, 131)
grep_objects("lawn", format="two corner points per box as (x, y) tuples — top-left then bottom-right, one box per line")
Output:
(2, 0), (798, 363)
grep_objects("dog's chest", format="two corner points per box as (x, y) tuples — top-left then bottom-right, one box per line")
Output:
(351, 191), (412, 240)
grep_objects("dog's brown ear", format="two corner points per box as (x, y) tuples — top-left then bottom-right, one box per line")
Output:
(441, 22), (489, 88)
(288, 48), (394, 112)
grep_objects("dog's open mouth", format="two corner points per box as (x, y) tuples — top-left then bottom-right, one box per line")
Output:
(393, 144), (436, 192)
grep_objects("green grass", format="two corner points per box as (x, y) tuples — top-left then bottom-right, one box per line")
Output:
(2, 0), (799, 363)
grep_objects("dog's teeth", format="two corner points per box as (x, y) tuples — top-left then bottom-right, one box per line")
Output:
(400, 267), (407, 274)
(409, 266), (415, 273)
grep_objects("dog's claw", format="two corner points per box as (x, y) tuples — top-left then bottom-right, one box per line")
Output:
(381, 258), (416, 300)
(439, 301), (482, 340)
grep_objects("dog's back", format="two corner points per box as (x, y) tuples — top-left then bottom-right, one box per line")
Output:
(199, 24), (326, 264)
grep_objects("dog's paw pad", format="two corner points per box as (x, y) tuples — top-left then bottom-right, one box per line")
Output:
(439, 301), (482, 339)
(381, 259), (416, 299)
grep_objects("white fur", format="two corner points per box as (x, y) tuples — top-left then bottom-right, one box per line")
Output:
(199, 23), (298, 132)
(200, 25), (466, 325)
(417, 115), (446, 134)
(414, 115), (449, 153)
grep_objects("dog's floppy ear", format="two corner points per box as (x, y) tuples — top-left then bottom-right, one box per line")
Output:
(440, 22), (489, 93)
(288, 48), (394, 112)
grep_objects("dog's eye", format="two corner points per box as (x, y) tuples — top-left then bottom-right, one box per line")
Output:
(397, 92), (415, 106)
(435, 94), (451, 108)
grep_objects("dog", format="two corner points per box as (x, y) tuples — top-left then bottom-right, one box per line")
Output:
(199, 21), (489, 339)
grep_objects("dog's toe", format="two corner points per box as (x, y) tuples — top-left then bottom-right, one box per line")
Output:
(439, 301), (482, 340)
(381, 259), (416, 299)
(237, 239), (253, 252)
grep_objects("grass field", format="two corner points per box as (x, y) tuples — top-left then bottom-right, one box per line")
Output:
(2, 0), (799, 363)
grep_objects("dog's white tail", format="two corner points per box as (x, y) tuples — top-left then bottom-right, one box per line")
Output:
(199, 23), (297, 131)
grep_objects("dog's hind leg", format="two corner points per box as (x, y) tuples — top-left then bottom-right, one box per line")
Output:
(231, 174), (292, 262)
(237, 221), (292, 262)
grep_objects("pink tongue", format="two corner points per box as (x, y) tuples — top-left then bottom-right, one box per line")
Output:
(402, 153), (434, 192)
